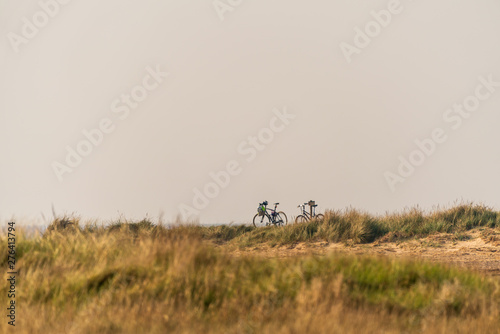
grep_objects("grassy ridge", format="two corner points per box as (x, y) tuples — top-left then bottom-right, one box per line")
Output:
(1, 224), (499, 333)
(189, 203), (500, 246)
(42, 203), (500, 247)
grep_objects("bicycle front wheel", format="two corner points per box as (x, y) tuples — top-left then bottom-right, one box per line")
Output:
(295, 215), (308, 224)
(277, 211), (288, 226)
(253, 213), (271, 227)
(315, 214), (325, 222)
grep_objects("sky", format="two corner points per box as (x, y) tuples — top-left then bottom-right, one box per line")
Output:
(1, 0), (500, 225)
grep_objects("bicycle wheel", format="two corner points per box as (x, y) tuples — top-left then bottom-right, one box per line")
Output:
(253, 213), (271, 227)
(314, 214), (325, 222)
(277, 211), (288, 226)
(295, 215), (309, 224)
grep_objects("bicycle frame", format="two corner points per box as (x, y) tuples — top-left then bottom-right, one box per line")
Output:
(298, 203), (316, 218)
(258, 203), (282, 225)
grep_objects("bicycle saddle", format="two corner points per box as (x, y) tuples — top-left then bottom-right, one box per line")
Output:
(274, 203), (280, 205)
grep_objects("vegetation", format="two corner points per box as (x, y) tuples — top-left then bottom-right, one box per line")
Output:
(187, 203), (500, 246)
(1, 203), (499, 333)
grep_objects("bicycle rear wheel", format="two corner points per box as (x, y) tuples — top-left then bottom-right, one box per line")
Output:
(253, 213), (271, 227)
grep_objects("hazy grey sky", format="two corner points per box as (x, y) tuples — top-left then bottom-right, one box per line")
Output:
(1, 0), (500, 225)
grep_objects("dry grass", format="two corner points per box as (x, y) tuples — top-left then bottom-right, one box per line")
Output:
(206, 203), (500, 247)
(1, 213), (500, 333)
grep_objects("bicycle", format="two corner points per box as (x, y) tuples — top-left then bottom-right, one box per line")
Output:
(253, 201), (288, 227)
(295, 200), (324, 223)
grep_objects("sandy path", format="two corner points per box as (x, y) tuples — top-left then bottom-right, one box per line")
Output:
(222, 229), (500, 276)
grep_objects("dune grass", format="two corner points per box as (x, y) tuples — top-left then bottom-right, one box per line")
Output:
(1, 222), (499, 333)
(43, 203), (500, 247)
(190, 203), (500, 247)
(2, 203), (500, 333)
